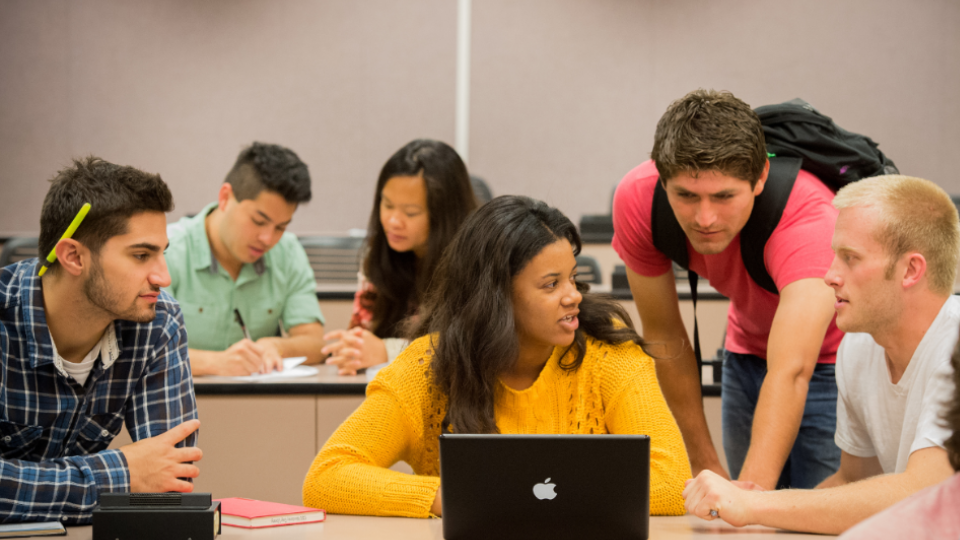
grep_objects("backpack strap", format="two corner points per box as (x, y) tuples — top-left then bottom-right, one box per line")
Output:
(652, 179), (689, 269)
(739, 156), (802, 295)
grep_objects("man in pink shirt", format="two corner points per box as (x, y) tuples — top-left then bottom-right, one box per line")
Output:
(612, 89), (843, 490)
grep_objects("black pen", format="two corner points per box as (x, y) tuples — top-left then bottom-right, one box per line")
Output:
(234, 308), (253, 341)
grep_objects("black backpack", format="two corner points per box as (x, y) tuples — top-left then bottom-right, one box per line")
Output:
(650, 98), (898, 365)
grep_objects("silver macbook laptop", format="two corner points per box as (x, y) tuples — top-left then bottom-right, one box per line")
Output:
(439, 434), (650, 540)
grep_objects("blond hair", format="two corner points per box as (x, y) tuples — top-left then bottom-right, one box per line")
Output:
(833, 175), (960, 295)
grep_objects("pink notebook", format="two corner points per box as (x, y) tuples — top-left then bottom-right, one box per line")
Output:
(215, 497), (326, 529)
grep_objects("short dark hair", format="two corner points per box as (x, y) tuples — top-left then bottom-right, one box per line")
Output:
(943, 330), (960, 471)
(225, 142), (311, 204)
(39, 156), (174, 273)
(651, 89), (767, 187)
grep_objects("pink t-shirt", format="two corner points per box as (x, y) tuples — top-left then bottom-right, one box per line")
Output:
(612, 160), (842, 363)
(839, 472), (960, 540)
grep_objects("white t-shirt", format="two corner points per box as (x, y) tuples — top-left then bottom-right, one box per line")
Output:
(835, 296), (959, 474)
(51, 324), (120, 387)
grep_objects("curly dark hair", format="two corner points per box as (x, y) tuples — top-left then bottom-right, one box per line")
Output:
(943, 329), (960, 471)
(414, 195), (644, 435)
(652, 88), (767, 187)
(39, 156), (173, 274)
(225, 142), (312, 204)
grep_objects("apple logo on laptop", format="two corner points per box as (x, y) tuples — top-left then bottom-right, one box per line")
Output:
(533, 478), (557, 500)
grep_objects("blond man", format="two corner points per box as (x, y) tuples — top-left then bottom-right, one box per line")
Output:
(683, 175), (959, 535)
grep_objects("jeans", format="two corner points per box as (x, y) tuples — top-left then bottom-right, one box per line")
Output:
(721, 350), (840, 489)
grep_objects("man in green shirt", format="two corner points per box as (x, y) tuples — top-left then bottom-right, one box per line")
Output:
(165, 142), (325, 376)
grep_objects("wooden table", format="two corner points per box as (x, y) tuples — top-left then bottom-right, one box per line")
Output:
(61, 514), (829, 538)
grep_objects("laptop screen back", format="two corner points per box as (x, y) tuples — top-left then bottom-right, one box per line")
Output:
(439, 434), (650, 540)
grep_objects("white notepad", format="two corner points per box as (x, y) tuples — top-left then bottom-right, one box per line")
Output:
(229, 357), (318, 382)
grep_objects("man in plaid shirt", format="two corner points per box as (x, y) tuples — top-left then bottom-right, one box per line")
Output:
(0, 157), (201, 524)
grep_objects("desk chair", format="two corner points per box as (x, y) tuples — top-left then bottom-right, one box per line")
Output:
(298, 236), (365, 285)
(575, 255), (602, 285)
(0, 237), (39, 268)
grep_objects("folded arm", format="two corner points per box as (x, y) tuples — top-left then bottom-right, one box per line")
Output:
(302, 379), (439, 518)
(0, 452), (129, 524)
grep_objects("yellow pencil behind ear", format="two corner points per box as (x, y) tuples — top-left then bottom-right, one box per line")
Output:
(38, 202), (91, 277)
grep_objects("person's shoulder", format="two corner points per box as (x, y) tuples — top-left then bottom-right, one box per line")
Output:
(613, 160), (659, 211)
(368, 335), (436, 400)
(941, 295), (960, 323)
(165, 206), (214, 262)
(0, 259), (35, 310)
(918, 296), (960, 373)
(581, 334), (652, 377)
(787, 169), (838, 206)
(836, 332), (882, 376)
(166, 206), (211, 243)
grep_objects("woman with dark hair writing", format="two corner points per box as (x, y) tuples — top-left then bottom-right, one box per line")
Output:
(322, 139), (477, 374)
(303, 195), (691, 517)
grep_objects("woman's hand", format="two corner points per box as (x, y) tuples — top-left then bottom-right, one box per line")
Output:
(321, 327), (388, 375)
(431, 486), (443, 516)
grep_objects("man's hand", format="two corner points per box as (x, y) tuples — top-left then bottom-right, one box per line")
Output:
(254, 337), (285, 373)
(683, 470), (757, 528)
(217, 339), (280, 376)
(120, 419), (202, 493)
(321, 327), (388, 375)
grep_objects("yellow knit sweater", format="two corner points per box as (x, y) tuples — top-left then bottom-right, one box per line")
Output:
(302, 334), (691, 517)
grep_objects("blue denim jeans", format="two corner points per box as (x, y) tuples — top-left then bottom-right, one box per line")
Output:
(721, 350), (840, 489)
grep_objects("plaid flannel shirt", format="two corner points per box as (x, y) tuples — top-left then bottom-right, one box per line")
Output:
(0, 259), (198, 524)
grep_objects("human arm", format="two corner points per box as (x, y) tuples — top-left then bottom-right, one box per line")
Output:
(603, 341), (693, 515)
(0, 308), (202, 524)
(736, 277), (837, 489)
(0, 446), (132, 524)
(187, 341), (282, 376)
(625, 267), (727, 479)
(121, 307), (202, 490)
(302, 369), (440, 517)
(258, 321), (326, 365)
(683, 447), (954, 534)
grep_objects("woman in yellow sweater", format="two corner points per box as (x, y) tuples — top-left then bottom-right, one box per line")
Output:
(303, 195), (691, 517)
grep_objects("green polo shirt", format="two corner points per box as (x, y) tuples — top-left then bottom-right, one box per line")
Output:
(164, 202), (324, 351)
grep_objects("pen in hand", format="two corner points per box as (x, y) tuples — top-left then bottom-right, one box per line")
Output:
(234, 308), (283, 374)
(234, 308), (253, 341)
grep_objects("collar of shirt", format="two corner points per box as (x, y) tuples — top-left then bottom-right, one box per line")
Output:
(49, 322), (121, 379)
(185, 202), (267, 278)
(19, 262), (125, 373)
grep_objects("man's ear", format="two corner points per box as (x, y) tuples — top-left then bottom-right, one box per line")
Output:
(217, 183), (234, 212)
(54, 239), (87, 277)
(901, 252), (927, 289)
(752, 159), (771, 197)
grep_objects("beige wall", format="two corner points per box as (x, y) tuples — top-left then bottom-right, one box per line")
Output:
(2, 0), (959, 236)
